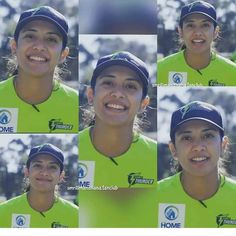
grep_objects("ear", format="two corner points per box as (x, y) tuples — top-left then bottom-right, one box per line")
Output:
(86, 87), (94, 105)
(138, 96), (150, 113)
(24, 166), (30, 177)
(177, 26), (183, 39)
(169, 141), (178, 161)
(59, 46), (69, 63)
(213, 26), (220, 40)
(221, 135), (229, 153)
(59, 171), (65, 183)
(10, 38), (17, 55)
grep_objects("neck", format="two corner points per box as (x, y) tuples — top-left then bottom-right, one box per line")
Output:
(90, 122), (133, 157)
(180, 170), (220, 201)
(14, 72), (54, 105)
(184, 49), (211, 70)
(27, 189), (55, 212)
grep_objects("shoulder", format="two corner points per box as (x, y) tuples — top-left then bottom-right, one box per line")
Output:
(79, 127), (90, 140)
(215, 54), (236, 68)
(224, 176), (236, 191)
(56, 197), (78, 212)
(157, 173), (180, 192)
(0, 77), (14, 91)
(134, 133), (157, 152)
(158, 51), (183, 66)
(0, 194), (25, 211)
(57, 82), (78, 97)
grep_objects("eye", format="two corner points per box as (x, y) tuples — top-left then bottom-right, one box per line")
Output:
(125, 82), (138, 90)
(49, 165), (59, 170)
(101, 79), (113, 87)
(202, 23), (211, 28)
(185, 23), (194, 28)
(47, 36), (59, 43)
(203, 132), (215, 140)
(23, 33), (35, 39)
(181, 135), (192, 142)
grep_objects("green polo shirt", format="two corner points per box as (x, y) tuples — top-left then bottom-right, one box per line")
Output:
(157, 50), (236, 86)
(157, 172), (236, 228)
(0, 193), (78, 228)
(0, 77), (78, 133)
(79, 127), (157, 189)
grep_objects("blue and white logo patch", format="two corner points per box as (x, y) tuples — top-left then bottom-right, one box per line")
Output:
(168, 72), (187, 85)
(12, 214), (30, 228)
(78, 161), (95, 189)
(158, 203), (185, 228)
(0, 108), (18, 133)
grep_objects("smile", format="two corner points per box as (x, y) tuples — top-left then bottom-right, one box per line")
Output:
(105, 103), (126, 110)
(191, 156), (209, 162)
(28, 56), (47, 62)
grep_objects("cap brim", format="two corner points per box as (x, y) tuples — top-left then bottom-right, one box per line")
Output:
(173, 117), (224, 133)
(27, 151), (64, 170)
(180, 12), (217, 25)
(14, 15), (67, 42)
(93, 59), (149, 87)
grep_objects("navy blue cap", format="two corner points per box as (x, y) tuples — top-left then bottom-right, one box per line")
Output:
(179, 1), (217, 27)
(170, 101), (224, 141)
(91, 51), (149, 97)
(27, 143), (64, 171)
(14, 6), (68, 48)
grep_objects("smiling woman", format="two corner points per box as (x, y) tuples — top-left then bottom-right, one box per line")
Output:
(157, 1), (236, 86)
(0, 6), (78, 133)
(79, 51), (157, 227)
(0, 143), (78, 228)
(157, 101), (236, 228)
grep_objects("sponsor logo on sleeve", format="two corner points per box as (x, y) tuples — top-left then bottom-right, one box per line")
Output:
(11, 214), (30, 228)
(158, 204), (185, 228)
(168, 72), (187, 85)
(0, 108), (18, 133)
(78, 161), (95, 188)
(51, 222), (68, 228)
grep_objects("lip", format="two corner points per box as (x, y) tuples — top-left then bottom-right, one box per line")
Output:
(27, 53), (49, 63)
(35, 178), (52, 182)
(191, 39), (205, 44)
(104, 100), (128, 112)
(190, 156), (210, 163)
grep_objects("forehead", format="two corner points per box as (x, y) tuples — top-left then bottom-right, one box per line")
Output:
(176, 119), (218, 133)
(20, 20), (61, 35)
(184, 13), (213, 23)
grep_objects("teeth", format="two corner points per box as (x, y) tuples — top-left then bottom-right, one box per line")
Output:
(192, 157), (207, 162)
(106, 103), (125, 110)
(29, 56), (46, 62)
(193, 39), (204, 43)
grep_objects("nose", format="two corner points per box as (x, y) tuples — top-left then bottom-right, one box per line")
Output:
(193, 26), (203, 36)
(32, 39), (46, 51)
(39, 167), (49, 176)
(109, 86), (125, 99)
(192, 139), (206, 152)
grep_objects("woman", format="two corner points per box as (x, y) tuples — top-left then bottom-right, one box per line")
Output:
(79, 51), (157, 189)
(157, 1), (236, 86)
(79, 51), (157, 227)
(157, 101), (236, 228)
(0, 6), (78, 133)
(0, 143), (78, 228)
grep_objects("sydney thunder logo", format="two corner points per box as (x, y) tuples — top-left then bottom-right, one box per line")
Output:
(49, 119), (73, 131)
(128, 172), (154, 187)
(216, 214), (236, 227)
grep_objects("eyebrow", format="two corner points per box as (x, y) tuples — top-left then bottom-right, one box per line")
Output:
(184, 19), (211, 24)
(21, 28), (61, 37)
(99, 74), (141, 83)
(176, 128), (218, 136)
(31, 160), (59, 165)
